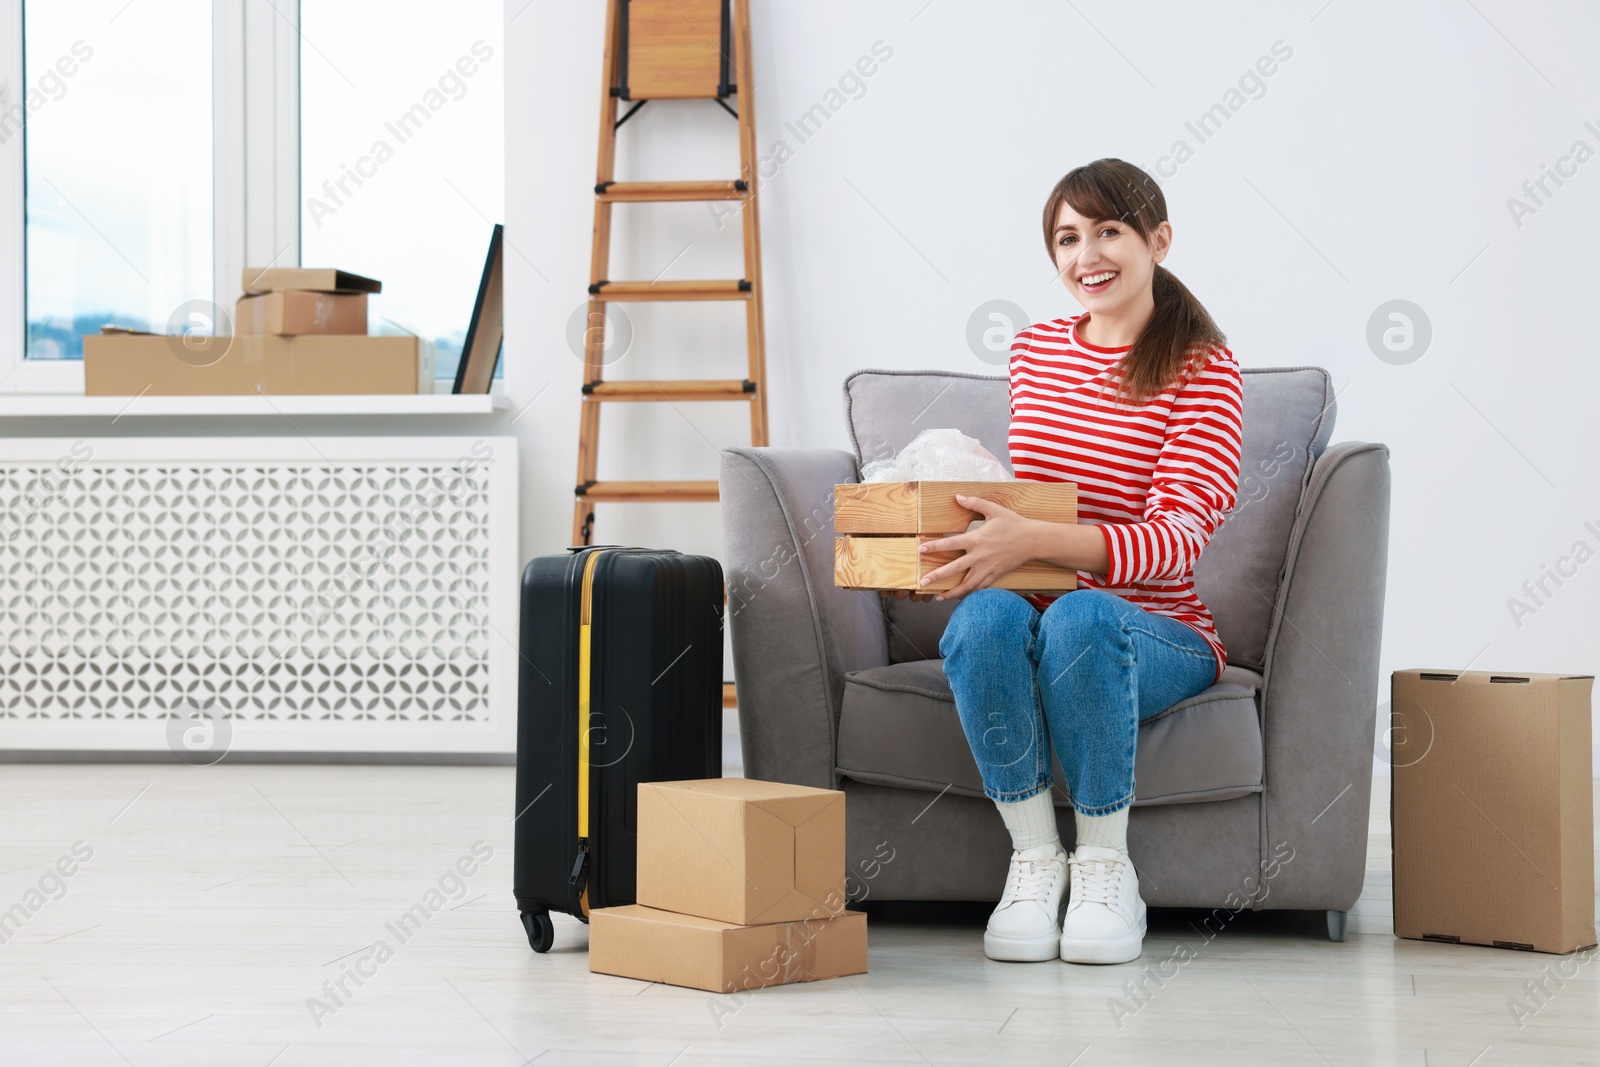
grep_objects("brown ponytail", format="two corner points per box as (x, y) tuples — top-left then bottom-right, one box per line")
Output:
(1040, 158), (1226, 406)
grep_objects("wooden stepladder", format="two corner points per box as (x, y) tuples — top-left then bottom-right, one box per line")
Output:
(572, 0), (770, 548)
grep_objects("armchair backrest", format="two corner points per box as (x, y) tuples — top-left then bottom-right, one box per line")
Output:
(843, 366), (1338, 673)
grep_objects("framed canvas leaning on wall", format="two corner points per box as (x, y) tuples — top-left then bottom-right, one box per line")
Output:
(454, 223), (505, 394)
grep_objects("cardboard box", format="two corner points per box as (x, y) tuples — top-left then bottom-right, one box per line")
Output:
(636, 778), (845, 926)
(83, 334), (422, 396)
(242, 267), (382, 294)
(833, 480), (1078, 593)
(236, 291), (368, 335)
(589, 904), (867, 994)
(1391, 669), (1596, 954)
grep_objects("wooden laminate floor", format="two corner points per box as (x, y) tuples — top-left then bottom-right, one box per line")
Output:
(1, 760), (1595, 1066)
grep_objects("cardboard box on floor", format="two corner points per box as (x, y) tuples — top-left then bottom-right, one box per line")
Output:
(588, 905), (866, 994)
(236, 291), (368, 335)
(1391, 669), (1596, 954)
(635, 778), (846, 926)
(83, 333), (427, 396)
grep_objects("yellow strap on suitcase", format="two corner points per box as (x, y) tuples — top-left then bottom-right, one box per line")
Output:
(576, 548), (604, 915)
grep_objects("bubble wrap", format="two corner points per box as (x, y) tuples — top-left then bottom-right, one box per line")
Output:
(859, 428), (1011, 483)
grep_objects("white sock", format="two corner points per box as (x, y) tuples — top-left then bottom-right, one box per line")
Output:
(995, 792), (1062, 853)
(1074, 807), (1129, 853)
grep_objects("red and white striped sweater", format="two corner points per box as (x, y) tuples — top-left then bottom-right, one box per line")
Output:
(1008, 313), (1243, 683)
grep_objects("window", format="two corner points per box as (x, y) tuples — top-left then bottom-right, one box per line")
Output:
(0, 0), (503, 391)
(299, 1), (503, 382)
(22, 0), (213, 361)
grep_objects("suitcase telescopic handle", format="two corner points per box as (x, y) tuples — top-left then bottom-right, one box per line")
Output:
(564, 545), (678, 554)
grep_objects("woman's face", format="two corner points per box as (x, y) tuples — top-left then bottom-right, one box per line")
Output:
(1051, 200), (1171, 318)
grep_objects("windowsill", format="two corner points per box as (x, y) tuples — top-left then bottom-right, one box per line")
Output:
(0, 392), (509, 417)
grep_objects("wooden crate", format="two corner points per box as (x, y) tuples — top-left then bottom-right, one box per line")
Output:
(832, 480), (1078, 593)
(834, 480), (1077, 534)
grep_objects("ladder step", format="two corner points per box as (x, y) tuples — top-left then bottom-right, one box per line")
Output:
(576, 480), (720, 502)
(597, 180), (749, 202)
(590, 279), (751, 301)
(584, 379), (756, 402)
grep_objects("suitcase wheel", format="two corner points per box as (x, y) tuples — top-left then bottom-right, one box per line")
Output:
(521, 909), (555, 953)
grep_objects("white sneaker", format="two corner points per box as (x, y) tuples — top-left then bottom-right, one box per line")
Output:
(984, 844), (1069, 962)
(1060, 844), (1146, 964)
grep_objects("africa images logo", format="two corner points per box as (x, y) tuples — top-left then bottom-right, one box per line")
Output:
(165, 704), (232, 767)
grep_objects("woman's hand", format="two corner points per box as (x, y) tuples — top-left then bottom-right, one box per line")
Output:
(917, 494), (1043, 602)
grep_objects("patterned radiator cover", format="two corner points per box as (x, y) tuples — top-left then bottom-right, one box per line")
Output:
(0, 437), (519, 755)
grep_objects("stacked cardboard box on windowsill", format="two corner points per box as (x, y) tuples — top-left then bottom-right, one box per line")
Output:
(83, 268), (431, 396)
(237, 268), (373, 336)
(588, 778), (867, 994)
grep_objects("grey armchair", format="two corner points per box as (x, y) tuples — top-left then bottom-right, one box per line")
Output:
(719, 367), (1390, 940)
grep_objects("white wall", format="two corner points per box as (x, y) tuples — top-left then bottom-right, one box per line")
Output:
(503, 1), (1598, 757)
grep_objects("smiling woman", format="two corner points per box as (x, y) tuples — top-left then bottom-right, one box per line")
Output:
(1038, 163), (1228, 404)
(931, 157), (1244, 968)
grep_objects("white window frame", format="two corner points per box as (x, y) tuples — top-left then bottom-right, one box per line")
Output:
(0, 0), (300, 395)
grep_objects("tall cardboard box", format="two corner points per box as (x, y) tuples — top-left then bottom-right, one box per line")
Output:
(636, 778), (846, 926)
(1391, 669), (1596, 954)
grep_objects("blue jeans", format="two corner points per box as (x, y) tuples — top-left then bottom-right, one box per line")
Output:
(938, 588), (1218, 815)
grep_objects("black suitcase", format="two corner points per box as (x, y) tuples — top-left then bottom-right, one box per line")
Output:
(513, 546), (724, 952)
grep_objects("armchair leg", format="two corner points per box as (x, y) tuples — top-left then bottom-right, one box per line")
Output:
(1326, 909), (1348, 942)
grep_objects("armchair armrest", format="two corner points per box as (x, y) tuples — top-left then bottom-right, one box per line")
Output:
(720, 447), (890, 788)
(1258, 440), (1392, 911)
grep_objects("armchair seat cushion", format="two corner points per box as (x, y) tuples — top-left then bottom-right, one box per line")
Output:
(836, 659), (1265, 807)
